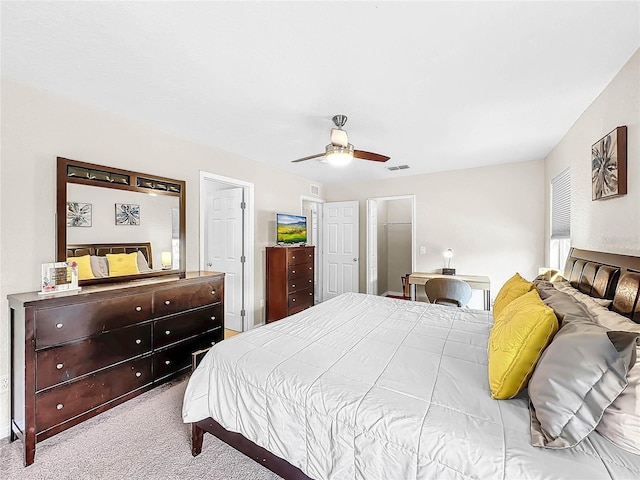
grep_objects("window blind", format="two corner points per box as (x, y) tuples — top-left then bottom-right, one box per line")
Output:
(551, 168), (571, 239)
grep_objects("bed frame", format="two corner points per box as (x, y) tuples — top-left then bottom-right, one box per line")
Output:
(190, 247), (640, 479)
(67, 242), (153, 268)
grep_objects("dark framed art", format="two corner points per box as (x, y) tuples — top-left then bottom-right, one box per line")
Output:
(592, 126), (627, 200)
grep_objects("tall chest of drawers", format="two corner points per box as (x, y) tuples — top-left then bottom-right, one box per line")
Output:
(9, 271), (224, 466)
(265, 246), (315, 323)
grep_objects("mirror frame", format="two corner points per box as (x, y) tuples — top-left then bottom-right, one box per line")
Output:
(56, 157), (186, 285)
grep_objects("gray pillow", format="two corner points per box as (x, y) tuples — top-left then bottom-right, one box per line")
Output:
(136, 250), (152, 272)
(90, 255), (109, 278)
(529, 317), (638, 449)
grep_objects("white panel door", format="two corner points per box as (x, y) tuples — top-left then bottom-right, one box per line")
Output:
(367, 199), (378, 295)
(322, 201), (359, 301)
(207, 188), (244, 331)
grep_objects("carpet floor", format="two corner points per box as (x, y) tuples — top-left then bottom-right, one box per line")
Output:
(1, 375), (282, 480)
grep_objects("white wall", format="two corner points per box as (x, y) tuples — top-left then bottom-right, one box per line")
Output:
(324, 160), (546, 308)
(0, 78), (323, 437)
(544, 49), (640, 259)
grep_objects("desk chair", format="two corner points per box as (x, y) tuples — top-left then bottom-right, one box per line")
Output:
(425, 277), (472, 307)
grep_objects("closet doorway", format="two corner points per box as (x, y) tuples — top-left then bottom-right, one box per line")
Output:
(366, 195), (416, 297)
(200, 171), (255, 333)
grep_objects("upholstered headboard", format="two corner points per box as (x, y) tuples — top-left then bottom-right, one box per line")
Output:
(67, 242), (153, 269)
(564, 248), (640, 323)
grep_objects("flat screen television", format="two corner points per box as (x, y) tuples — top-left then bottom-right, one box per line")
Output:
(276, 213), (307, 246)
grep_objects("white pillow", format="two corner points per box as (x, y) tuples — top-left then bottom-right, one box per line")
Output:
(137, 250), (152, 272)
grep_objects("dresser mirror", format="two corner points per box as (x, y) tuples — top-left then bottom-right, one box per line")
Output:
(56, 157), (186, 285)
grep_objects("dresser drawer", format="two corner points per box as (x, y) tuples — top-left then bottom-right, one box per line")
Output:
(154, 304), (223, 349)
(289, 276), (314, 293)
(35, 356), (152, 433)
(287, 247), (314, 266)
(35, 293), (153, 349)
(154, 276), (222, 316)
(153, 332), (222, 380)
(36, 324), (152, 391)
(288, 263), (314, 280)
(288, 288), (314, 312)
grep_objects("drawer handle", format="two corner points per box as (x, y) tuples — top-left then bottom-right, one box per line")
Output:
(292, 270), (296, 274)
(135, 306), (142, 312)
(211, 290), (216, 295)
(309, 267), (312, 270)
(135, 372), (142, 378)
(309, 292), (313, 296)
(56, 363), (64, 370)
(292, 284), (296, 288)
(165, 300), (171, 306)
(165, 330), (171, 335)
(309, 254), (312, 257)
(165, 360), (171, 365)
(308, 279), (312, 283)
(292, 256), (296, 259)
(292, 298), (296, 302)
(211, 316), (216, 321)
(56, 323), (63, 329)
(211, 341), (216, 346)
(135, 339), (142, 345)
(56, 403), (63, 410)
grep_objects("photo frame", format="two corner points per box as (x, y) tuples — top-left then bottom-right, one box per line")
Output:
(40, 261), (80, 295)
(115, 203), (140, 225)
(66, 202), (92, 227)
(592, 126), (627, 200)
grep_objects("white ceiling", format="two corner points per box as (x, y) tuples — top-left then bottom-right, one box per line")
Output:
(2, 1), (639, 185)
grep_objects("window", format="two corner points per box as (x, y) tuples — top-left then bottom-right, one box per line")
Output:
(550, 168), (571, 270)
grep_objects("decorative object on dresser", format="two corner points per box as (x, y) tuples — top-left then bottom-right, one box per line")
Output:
(592, 126), (627, 200)
(10, 271), (225, 466)
(265, 246), (314, 322)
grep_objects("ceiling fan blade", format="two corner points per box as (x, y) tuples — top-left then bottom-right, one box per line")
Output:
(353, 150), (390, 162)
(292, 153), (325, 163)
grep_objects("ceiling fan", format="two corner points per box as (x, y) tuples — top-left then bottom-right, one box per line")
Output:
(292, 115), (390, 167)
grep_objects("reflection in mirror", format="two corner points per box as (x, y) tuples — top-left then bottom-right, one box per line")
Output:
(67, 183), (180, 270)
(57, 157), (186, 285)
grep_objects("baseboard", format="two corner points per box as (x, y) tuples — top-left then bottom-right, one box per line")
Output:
(382, 291), (404, 298)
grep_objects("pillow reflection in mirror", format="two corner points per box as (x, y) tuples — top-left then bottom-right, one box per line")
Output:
(137, 250), (152, 272)
(90, 256), (109, 278)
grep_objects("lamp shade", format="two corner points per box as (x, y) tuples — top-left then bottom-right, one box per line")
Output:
(325, 143), (354, 167)
(161, 251), (172, 269)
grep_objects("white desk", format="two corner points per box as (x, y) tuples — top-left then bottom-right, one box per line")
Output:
(408, 272), (491, 310)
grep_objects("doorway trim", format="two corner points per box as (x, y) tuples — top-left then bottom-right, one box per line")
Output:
(301, 195), (325, 304)
(199, 171), (255, 331)
(366, 195), (416, 295)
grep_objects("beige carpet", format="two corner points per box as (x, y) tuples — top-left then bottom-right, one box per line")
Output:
(1, 375), (282, 480)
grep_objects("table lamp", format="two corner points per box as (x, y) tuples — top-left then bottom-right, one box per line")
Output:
(442, 248), (455, 275)
(161, 252), (172, 270)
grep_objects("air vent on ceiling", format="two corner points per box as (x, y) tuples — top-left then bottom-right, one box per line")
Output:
(387, 165), (410, 171)
(310, 184), (320, 196)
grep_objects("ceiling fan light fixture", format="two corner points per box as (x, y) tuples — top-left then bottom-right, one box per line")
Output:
(325, 143), (354, 167)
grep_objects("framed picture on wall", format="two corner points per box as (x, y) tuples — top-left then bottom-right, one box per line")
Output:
(66, 202), (92, 227)
(115, 203), (140, 225)
(592, 126), (627, 200)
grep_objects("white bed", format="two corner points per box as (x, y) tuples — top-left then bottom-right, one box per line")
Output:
(183, 292), (640, 479)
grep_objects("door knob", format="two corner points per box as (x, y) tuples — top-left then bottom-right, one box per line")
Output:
(353, 258), (358, 262)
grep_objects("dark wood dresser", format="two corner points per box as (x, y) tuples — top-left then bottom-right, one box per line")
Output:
(9, 271), (224, 466)
(265, 246), (314, 323)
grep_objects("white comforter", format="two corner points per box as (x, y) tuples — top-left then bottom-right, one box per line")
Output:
(182, 293), (640, 480)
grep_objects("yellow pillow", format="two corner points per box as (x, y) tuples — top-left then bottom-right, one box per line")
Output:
(488, 290), (558, 399)
(493, 273), (534, 318)
(106, 252), (140, 277)
(67, 255), (94, 280)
